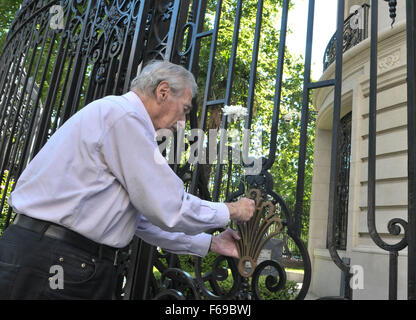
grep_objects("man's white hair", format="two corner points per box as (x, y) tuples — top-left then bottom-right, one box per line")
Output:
(130, 60), (197, 97)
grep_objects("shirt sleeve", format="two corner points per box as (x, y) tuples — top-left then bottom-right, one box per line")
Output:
(99, 112), (230, 235)
(135, 214), (212, 257)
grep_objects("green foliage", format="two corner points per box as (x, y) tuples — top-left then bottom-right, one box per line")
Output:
(179, 251), (226, 274)
(256, 279), (299, 300)
(0, 170), (15, 234)
(178, 254), (196, 273)
(203, 273), (299, 300)
(0, 0), (21, 51)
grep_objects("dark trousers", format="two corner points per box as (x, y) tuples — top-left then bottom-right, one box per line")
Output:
(0, 224), (118, 300)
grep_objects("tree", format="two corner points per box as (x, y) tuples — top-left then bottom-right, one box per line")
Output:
(191, 0), (315, 243)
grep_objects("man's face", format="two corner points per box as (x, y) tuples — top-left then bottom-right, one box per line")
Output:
(155, 83), (193, 132)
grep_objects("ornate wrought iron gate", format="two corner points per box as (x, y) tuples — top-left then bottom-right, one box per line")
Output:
(0, 0), (416, 300)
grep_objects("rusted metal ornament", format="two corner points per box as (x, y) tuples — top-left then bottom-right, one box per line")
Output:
(235, 189), (283, 278)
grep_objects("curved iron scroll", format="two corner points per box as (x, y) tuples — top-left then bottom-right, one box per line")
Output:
(189, 168), (312, 301)
(154, 268), (201, 300)
(367, 0), (407, 300)
(153, 170), (311, 300)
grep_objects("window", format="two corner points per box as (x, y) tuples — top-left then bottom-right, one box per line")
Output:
(334, 112), (352, 250)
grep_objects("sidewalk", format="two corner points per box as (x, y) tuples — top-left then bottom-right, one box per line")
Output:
(304, 292), (320, 300)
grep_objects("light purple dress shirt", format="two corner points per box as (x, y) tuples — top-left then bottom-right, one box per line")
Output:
(9, 91), (230, 256)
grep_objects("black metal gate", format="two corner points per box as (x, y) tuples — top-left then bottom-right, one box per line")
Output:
(0, 0), (415, 300)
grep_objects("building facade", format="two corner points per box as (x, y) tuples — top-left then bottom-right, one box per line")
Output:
(308, 0), (408, 299)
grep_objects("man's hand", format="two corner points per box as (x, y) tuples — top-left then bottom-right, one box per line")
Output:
(225, 197), (255, 223)
(210, 229), (241, 259)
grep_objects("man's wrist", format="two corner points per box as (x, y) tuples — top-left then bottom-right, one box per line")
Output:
(209, 234), (217, 253)
(225, 202), (237, 220)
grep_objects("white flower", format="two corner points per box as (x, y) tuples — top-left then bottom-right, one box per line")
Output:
(283, 111), (301, 123)
(222, 105), (248, 122)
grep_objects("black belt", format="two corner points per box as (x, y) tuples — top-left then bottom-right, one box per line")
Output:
(13, 214), (123, 265)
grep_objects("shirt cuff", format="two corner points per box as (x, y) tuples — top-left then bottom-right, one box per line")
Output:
(200, 200), (230, 228)
(189, 233), (213, 257)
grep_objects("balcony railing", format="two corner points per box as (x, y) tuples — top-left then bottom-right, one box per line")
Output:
(323, 4), (370, 72)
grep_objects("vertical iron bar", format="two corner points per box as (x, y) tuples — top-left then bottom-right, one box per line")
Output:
(285, 0), (313, 301)
(187, 0), (208, 77)
(0, 56), (13, 113)
(113, 3), (136, 95)
(0, 50), (26, 135)
(406, 0), (416, 301)
(0, 18), (38, 165)
(339, 257), (351, 297)
(61, 0), (94, 122)
(0, 16), (44, 178)
(294, 0), (314, 238)
(121, 237), (150, 300)
(366, 1), (409, 302)
(71, 3), (103, 113)
(326, 0), (352, 299)
(225, 148), (233, 200)
(0, 59), (19, 131)
(103, 57), (119, 96)
(0, 62), (12, 128)
(34, 21), (72, 155)
(50, 54), (74, 136)
(164, 0), (181, 61)
(132, 241), (155, 299)
(185, 0), (210, 147)
(368, 0), (378, 248)
(123, 0), (148, 93)
(195, 0), (222, 131)
(264, 0), (289, 170)
(0, 50), (31, 169)
(12, 31), (57, 179)
(244, 0), (264, 130)
(18, 31), (57, 169)
(389, 251), (398, 300)
(189, 0), (223, 194)
(212, 0), (243, 202)
(367, 0), (408, 248)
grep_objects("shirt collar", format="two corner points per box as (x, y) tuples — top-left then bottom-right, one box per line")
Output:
(123, 91), (156, 136)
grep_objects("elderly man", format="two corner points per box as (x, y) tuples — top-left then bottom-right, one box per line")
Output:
(0, 60), (255, 299)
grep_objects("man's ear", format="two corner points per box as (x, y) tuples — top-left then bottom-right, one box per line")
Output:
(156, 81), (171, 103)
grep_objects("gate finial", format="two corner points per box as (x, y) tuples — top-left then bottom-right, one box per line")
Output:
(384, 0), (397, 27)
